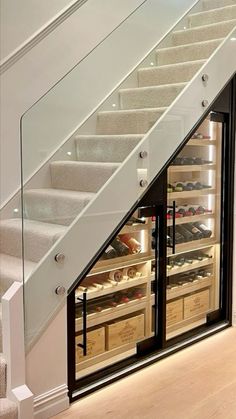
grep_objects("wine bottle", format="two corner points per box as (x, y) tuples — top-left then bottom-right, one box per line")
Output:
(167, 183), (174, 193)
(126, 216), (146, 226)
(172, 182), (184, 192)
(121, 234), (142, 253)
(175, 225), (193, 242)
(168, 226), (185, 244)
(109, 270), (123, 282)
(193, 222), (212, 238)
(184, 223), (203, 240)
(111, 238), (130, 256)
(101, 245), (118, 259)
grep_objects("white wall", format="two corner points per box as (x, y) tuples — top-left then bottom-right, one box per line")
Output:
(0, 0), (145, 207)
(0, 0), (76, 60)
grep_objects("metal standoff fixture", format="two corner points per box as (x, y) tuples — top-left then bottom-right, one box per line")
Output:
(140, 179), (148, 187)
(202, 74), (209, 83)
(139, 150), (148, 159)
(55, 253), (65, 263)
(55, 286), (66, 295)
(201, 99), (209, 107)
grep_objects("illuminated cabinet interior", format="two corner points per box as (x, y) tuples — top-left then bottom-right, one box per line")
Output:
(67, 82), (235, 402)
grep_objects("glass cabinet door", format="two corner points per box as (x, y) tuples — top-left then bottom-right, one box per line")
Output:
(74, 206), (161, 381)
(166, 112), (223, 339)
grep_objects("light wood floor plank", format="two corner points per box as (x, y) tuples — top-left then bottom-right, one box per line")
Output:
(52, 328), (236, 419)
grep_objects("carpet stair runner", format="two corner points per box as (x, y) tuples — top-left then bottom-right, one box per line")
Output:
(0, 2), (235, 416)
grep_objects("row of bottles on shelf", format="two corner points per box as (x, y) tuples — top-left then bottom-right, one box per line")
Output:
(166, 252), (212, 271)
(192, 132), (211, 140)
(167, 181), (212, 193)
(167, 269), (212, 290)
(76, 266), (143, 295)
(76, 286), (146, 317)
(101, 234), (142, 260)
(167, 222), (212, 246)
(166, 204), (212, 219)
(171, 156), (213, 166)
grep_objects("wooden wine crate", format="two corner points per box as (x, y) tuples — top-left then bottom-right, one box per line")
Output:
(166, 299), (183, 326)
(105, 313), (145, 350)
(76, 326), (105, 363)
(184, 289), (210, 320)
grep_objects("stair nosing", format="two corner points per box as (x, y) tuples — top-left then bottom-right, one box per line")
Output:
(119, 82), (187, 94)
(189, 4), (236, 19)
(157, 37), (224, 52)
(98, 107), (167, 115)
(173, 18), (236, 35)
(138, 59), (206, 73)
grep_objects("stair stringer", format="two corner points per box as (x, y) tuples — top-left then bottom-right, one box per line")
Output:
(24, 27), (236, 350)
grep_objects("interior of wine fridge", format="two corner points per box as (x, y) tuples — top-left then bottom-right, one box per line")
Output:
(67, 80), (235, 401)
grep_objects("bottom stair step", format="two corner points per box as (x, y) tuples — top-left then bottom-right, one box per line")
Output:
(24, 188), (95, 226)
(0, 354), (6, 398)
(0, 398), (17, 419)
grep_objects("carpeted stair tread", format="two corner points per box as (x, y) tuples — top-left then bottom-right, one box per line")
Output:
(96, 108), (166, 135)
(75, 135), (143, 162)
(0, 305), (2, 352)
(203, 0), (236, 11)
(189, 5), (236, 27)
(0, 254), (36, 297)
(156, 38), (223, 65)
(0, 354), (6, 398)
(172, 19), (236, 46)
(119, 83), (186, 110)
(138, 60), (205, 87)
(50, 161), (120, 192)
(0, 398), (17, 419)
(24, 188), (95, 226)
(0, 219), (66, 263)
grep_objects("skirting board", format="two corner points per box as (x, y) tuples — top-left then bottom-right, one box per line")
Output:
(34, 384), (69, 418)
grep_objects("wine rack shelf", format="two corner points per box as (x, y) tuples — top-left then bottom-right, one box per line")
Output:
(167, 258), (214, 277)
(75, 275), (149, 301)
(120, 222), (150, 234)
(75, 299), (147, 331)
(187, 139), (216, 146)
(169, 164), (216, 172)
(166, 212), (214, 226)
(76, 341), (139, 379)
(167, 238), (216, 256)
(168, 188), (215, 200)
(90, 254), (152, 275)
(167, 276), (213, 301)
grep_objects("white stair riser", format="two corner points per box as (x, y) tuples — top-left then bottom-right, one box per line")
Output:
(172, 19), (236, 46)
(189, 5), (236, 27)
(96, 109), (165, 134)
(138, 61), (204, 87)
(119, 84), (185, 110)
(76, 136), (141, 162)
(50, 162), (119, 192)
(156, 39), (222, 65)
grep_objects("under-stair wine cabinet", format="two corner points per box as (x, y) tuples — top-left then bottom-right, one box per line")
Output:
(67, 80), (235, 401)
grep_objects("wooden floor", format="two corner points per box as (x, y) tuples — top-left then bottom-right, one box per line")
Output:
(53, 327), (236, 419)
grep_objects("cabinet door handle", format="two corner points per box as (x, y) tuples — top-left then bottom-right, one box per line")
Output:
(167, 200), (176, 254)
(172, 200), (176, 255)
(77, 292), (87, 356)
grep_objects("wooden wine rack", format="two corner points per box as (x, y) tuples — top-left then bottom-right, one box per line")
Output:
(75, 117), (222, 377)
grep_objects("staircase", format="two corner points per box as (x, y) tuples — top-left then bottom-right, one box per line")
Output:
(0, 0), (236, 415)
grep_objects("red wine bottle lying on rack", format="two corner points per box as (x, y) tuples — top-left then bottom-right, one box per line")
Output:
(111, 238), (130, 256)
(120, 234), (142, 253)
(101, 245), (118, 259)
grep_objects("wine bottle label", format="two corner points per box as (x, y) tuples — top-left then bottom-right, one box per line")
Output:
(192, 226), (200, 234)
